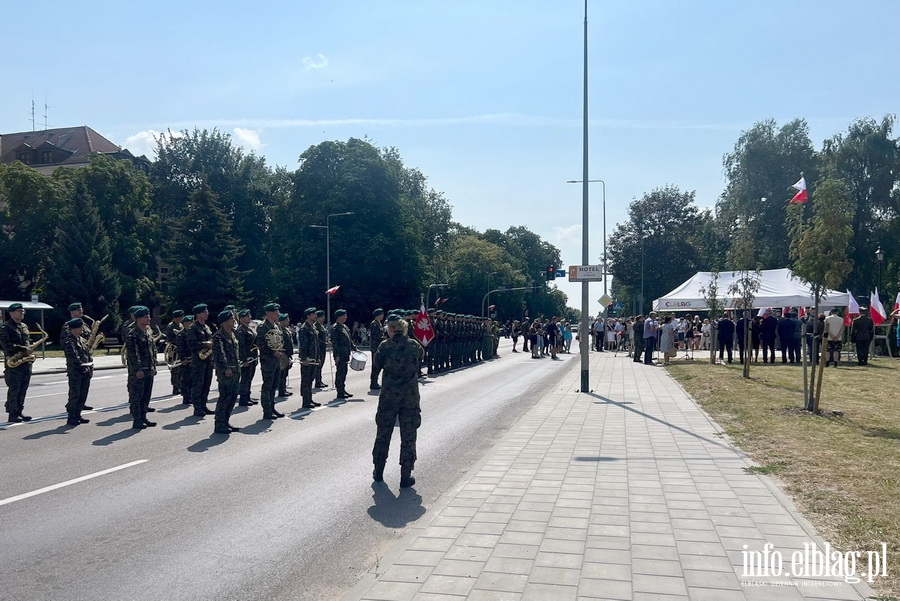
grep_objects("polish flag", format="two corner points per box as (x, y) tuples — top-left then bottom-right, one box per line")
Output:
(798, 306), (806, 318)
(844, 290), (860, 326)
(326, 285), (340, 296)
(412, 303), (435, 347)
(894, 291), (900, 312)
(871, 289), (887, 326)
(789, 176), (808, 204)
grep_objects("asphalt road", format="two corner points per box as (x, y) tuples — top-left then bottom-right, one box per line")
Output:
(0, 339), (573, 601)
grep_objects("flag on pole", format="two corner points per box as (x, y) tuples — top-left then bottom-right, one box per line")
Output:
(798, 306), (806, 318)
(326, 285), (340, 296)
(412, 302), (435, 347)
(894, 291), (900, 313)
(789, 176), (808, 204)
(844, 290), (860, 326)
(871, 288), (887, 326)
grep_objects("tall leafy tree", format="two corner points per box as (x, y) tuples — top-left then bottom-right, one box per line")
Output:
(443, 235), (525, 317)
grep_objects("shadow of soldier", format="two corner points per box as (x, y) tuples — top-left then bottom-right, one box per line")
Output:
(366, 482), (425, 528)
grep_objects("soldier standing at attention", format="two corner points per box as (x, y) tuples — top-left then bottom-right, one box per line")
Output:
(212, 310), (241, 434)
(236, 309), (258, 406)
(278, 313), (294, 398)
(331, 309), (357, 399)
(297, 307), (321, 410)
(59, 302), (89, 351)
(63, 317), (93, 426)
(176, 315), (194, 405)
(164, 309), (185, 396)
(314, 310), (328, 388)
(258, 303), (286, 420)
(369, 308), (385, 390)
(1, 303), (34, 422)
(126, 306), (157, 430)
(372, 314), (424, 488)
(186, 304), (215, 417)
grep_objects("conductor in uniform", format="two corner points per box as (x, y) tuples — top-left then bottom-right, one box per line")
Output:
(372, 313), (424, 488)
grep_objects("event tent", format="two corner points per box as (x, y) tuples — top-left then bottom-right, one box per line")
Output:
(652, 269), (850, 312)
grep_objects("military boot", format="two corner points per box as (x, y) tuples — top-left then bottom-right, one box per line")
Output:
(400, 466), (416, 488)
(373, 461), (385, 483)
(132, 419), (147, 430)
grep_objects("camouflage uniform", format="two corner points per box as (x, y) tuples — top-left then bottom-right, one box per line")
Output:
(176, 320), (193, 404)
(0, 317), (33, 420)
(331, 320), (356, 397)
(257, 318), (283, 418)
(186, 320), (214, 415)
(126, 324), (156, 425)
(297, 318), (319, 408)
(368, 316), (385, 387)
(63, 326), (93, 422)
(164, 319), (184, 395)
(212, 325), (241, 432)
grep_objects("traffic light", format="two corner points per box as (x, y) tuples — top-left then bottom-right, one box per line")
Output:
(546, 266), (556, 280)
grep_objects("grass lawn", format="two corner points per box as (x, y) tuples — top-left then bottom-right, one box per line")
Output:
(668, 355), (900, 597)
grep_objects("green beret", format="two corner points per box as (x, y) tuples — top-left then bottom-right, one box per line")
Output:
(192, 303), (208, 315)
(278, 313), (289, 321)
(68, 302), (82, 312)
(171, 309), (185, 318)
(334, 309), (347, 318)
(264, 302), (280, 312)
(315, 310), (325, 317)
(67, 317), (84, 329)
(133, 306), (150, 318)
(304, 307), (317, 316)
(224, 305), (235, 312)
(373, 308), (383, 317)
(182, 315), (194, 323)
(126, 306), (138, 315)
(217, 310), (233, 324)
(387, 313), (401, 323)
(238, 309), (251, 318)
(7, 302), (23, 312)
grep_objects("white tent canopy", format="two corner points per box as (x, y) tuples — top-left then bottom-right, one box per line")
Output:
(653, 268), (850, 312)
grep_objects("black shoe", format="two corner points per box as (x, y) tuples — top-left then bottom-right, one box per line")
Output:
(193, 411), (207, 417)
(315, 382), (326, 388)
(132, 420), (147, 430)
(82, 405), (94, 411)
(79, 417), (90, 424)
(228, 424), (241, 432)
(20, 415), (32, 421)
(214, 427), (231, 434)
(273, 410), (285, 418)
(9, 414), (23, 423)
(238, 402), (252, 407)
(311, 401), (322, 407)
(263, 414), (275, 420)
(67, 419), (80, 426)
(142, 419), (156, 427)
(370, 383), (381, 390)
(373, 465), (385, 482)
(147, 407), (157, 413)
(342, 392), (354, 398)
(249, 399), (259, 405)
(182, 399), (191, 405)
(204, 407), (215, 415)
(400, 476), (416, 488)
(302, 404), (313, 409)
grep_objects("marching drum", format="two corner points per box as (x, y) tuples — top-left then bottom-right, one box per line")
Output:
(350, 351), (367, 371)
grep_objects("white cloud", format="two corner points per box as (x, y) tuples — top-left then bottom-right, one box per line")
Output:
(553, 224), (582, 247)
(233, 127), (263, 151)
(301, 53), (329, 71)
(123, 130), (160, 158)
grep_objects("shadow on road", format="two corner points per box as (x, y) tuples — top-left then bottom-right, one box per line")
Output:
(162, 414), (206, 431)
(239, 419), (275, 435)
(367, 482), (425, 528)
(93, 428), (142, 446)
(187, 433), (230, 452)
(22, 424), (72, 440)
(94, 413), (133, 427)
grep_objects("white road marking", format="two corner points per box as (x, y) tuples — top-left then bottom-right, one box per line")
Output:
(0, 459), (148, 507)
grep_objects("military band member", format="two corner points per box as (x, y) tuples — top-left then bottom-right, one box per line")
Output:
(331, 309), (357, 399)
(212, 310), (241, 434)
(368, 308), (385, 390)
(164, 310), (185, 396)
(314, 309), (328, 387)
(186, 303), (214, 417)
(372, 314), (424, 488)
(258, 303), (286, 420)
(63, 317), (93, 426)
(236, 309), (258, 406)
(126, 306), (157, 429)
(59, 302), (89, 351)
(1, 303), (34, 422)
(298, 307), (321, 409)
(278, 313), (294, 398)
(176, 315), (194, 405)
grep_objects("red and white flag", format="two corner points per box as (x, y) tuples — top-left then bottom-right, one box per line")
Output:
(871, 289), (887, 326)
(894, 291), (900, 313)
(844, 290), (860, 326)
(412, 303), (434, 347)
(798, 306), (806, 318)
(325, 285), (340, 296)
(789, 176), (808, 204)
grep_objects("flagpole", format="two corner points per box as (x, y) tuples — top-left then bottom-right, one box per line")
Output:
(579, 0), (591, 392)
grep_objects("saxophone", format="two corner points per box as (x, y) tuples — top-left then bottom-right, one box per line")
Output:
(5, 324), (50, 368)
(265, 326), (291, 370)
(84, 314), (109, 354)
(198, 325), (213, 360)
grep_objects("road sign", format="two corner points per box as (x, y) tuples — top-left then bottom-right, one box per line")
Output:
(599, 294), (612, 306)
(567, 265), (604, 282)
(555, 270), (566, 278)
(614, 301), (623, 311)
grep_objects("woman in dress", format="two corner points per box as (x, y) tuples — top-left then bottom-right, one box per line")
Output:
(700, 318), (711, 350)
(660, 315), (676, 365)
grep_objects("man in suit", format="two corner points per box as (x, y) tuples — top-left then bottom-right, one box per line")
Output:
(851, 307), (875, 366)
(718, 313), (735, 364)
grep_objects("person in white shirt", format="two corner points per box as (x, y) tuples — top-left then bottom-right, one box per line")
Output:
(823, 309), (845, 367)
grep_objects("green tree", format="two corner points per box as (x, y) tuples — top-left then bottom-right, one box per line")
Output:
(43, 188), (121, 334)
(443, 235), (524, 317)
(167, 182), (247, 311)
(787, 177), (854, 412)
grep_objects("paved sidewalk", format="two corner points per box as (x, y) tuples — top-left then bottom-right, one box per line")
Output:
(343, 352), (876, 601)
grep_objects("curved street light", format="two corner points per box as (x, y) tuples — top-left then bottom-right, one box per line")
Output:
(310, 211), (354, 325)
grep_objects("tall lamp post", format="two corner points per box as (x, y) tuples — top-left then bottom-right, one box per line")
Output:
(566, 179), (607, 299)
(310, 211), (354, 325)
(876, 246), (885, 292)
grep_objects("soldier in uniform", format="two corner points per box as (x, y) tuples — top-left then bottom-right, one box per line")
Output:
(258, 303), (286, 420)
(368, 308), (385, 389)
(176, 315), (194, 404)
(297, 307), (321, 409)
(314, 310), (328, 388)
(372, 314), (425, 488)
(278, 313), (294, 397)
(186, 303), (215, 417)
(63, 317), (93, 426)
(212, 310), (241, 434)
(126, 306), (157, 430)
(164, 309), (185, 396)
(331, 309), (357, 399)
(59, 302), (89, 351)
(1, 303), (34, 422)
(236, 309), (258, 406)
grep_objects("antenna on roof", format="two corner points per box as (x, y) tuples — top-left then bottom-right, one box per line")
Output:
(44, 96), (48, 130)
(31, 96), (36, 131)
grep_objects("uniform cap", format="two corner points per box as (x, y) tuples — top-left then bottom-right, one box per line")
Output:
(238, 309), (251, 317)
(182, 315), (194, 323)
(133, 306), (150, 318)
(315, 310), (325, 317)
(66, 317), (84, 329)
(304, 307), (317, 316)
(278, 313), (289, 321)
(192, 303), (208, 315)
(334, 309), (347, 318)
(68, 302), (83, 312)
(373, 308), (383, 317)
(7, 302), (23, 312)
(218, 310), (234, 324)
(171, 309), (185, 318)
(264, 302), (280, 312)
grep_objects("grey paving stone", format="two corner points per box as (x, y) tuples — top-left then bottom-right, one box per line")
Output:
(361, 580), (421, 601)
(577, 577), (633, 600)
(418, 575), (476, 596)
(534, 550), (585, 569)
(633, 573), (688, 596)
(379, 564), (435, 583)
(682, 568), (742, 590)
(581, 560), (632, 581)
(466, 590), (523, 601)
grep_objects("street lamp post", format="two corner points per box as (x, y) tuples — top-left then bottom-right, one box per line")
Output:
(428, 283), (449, 309)
(876, 246), (885, 292)
(310, 211), (354, 325)
(566, 179), (607, 299)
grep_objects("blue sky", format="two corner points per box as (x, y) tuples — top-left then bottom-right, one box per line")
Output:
(3, 1), (897, 311)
